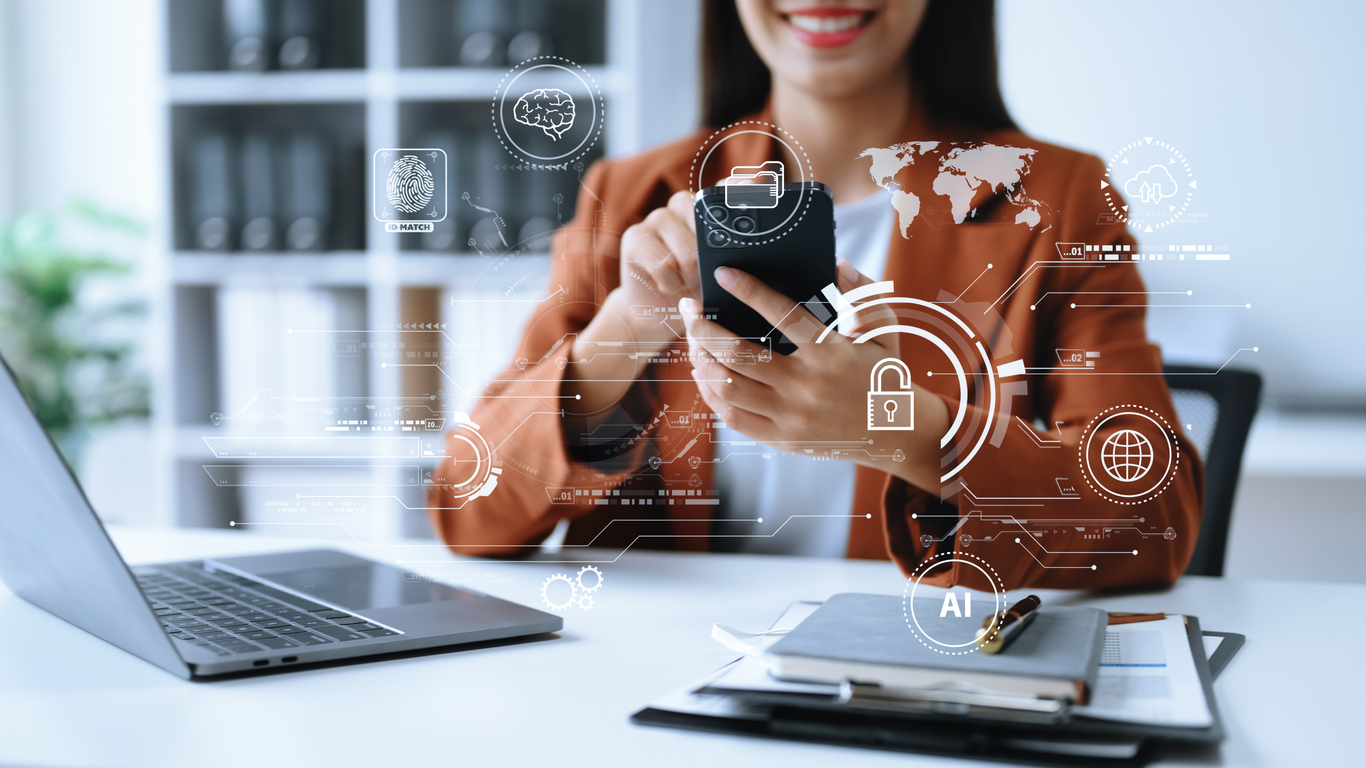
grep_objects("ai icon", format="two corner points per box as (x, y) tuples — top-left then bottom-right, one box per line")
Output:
(939, 591), (972, 618)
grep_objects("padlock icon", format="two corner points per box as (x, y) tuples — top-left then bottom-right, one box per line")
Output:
(867, 357), (914, 431)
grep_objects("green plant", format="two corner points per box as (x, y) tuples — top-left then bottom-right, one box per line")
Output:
(0, 201), (150, 461)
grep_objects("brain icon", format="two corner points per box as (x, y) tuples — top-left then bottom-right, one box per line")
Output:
(513, 88), (576, 141)
(1123, 164), (1178, 205)
(386, 154), (434, 214)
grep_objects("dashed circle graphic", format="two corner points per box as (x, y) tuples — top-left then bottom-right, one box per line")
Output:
(445, 421), (497, 501)
(902, 551), (1004, 656)
(492, 56), (603, 167)
(1103, 138), (1196, 232)
(1078, 404), (1181, 505)
(689, 120), (814, 245)
(386, 155), (435, 214)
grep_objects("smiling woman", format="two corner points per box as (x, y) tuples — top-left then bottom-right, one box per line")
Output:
(427, 0), (1205, 593)
(702, 0), (1015, 133)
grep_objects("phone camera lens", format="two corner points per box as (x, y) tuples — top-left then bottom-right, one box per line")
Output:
(732, 215), (756, 234)
(706, 229), (729, 248)
(707, 206), (729, 223)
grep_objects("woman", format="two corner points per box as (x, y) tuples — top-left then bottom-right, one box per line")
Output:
(429, 0), (1203, 590)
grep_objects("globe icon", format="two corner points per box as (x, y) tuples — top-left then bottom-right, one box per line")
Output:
(1101, 429), (1154, 482)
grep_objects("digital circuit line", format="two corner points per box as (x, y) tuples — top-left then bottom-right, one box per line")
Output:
(1008, 517), (1136, 555)
(1015, 537), (1095, 569)
(231, 513), (871, 564)
(986, 261), (1106, 313)
(937, 262), (993, 303)
(1032, 290), (1187, 308)
(1015, 417), (1062, 447)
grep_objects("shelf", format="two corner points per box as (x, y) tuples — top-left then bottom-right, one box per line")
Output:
(167, 67), (622, 105)
(392, 66), (620, 101)
(170, 252), (551, 288)
(156, 0), (671, 532)
(395, 252), (549, 285)
(168, 71), (370, 104)
(173, 252), (370, 286)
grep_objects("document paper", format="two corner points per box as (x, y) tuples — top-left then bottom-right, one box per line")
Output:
(1073, 615), (1213, 727)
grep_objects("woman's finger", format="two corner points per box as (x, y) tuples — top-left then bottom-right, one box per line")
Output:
(652, 212), (699, 287)
(689, 356), (781, 418)
(693, 381), (776, 441)
(667, 190), (697, 234)
(681, 298), (791, 385)
(714, 267), (825, 348)
(836, 258), (876, 293)
(835, 258), (900, 344)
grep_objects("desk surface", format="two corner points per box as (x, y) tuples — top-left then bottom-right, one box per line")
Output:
(0, 526), (1356, 767)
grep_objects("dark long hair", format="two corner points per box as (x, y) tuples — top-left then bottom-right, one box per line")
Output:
(701, 0), (1016, 131)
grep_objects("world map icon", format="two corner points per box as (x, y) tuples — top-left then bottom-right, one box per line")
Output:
(1101, 429), (1154, 482)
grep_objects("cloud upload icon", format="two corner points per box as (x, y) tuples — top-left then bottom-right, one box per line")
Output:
(513, 88), (576, 141)
(1124, 164), (1178, 205)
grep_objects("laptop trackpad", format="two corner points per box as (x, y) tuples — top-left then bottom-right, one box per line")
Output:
(261, 563), (476, 611)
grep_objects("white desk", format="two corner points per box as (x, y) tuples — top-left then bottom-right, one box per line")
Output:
(0, 527), (1356, 767)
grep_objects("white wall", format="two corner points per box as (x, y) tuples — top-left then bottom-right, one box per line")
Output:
(6, 0), (161, 219)
(2, 0), (162, 522)
(998, 0), (1366, 406)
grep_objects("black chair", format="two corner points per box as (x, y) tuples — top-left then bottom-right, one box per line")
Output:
(1163, 364), (1263, 577)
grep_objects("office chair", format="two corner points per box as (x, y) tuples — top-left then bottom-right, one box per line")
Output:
(1164, 364), (1263, 577)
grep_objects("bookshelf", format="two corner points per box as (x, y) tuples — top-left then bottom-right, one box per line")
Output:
(152, 0), (700, 537)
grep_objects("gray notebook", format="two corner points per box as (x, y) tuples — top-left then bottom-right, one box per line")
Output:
(764, 593), (1108, 702)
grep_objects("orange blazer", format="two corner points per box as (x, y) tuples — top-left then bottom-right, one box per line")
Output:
(429, 109), (1204, 591)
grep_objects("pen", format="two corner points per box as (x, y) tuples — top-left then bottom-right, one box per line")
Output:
(975, 594), (1042, 654)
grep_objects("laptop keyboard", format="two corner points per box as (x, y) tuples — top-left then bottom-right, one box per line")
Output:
(136, 563), (399, 658)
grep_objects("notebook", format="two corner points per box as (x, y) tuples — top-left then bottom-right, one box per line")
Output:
(763, 593), (1107, 703)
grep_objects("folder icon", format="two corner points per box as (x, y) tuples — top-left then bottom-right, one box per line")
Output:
(724, 161), (785, 209)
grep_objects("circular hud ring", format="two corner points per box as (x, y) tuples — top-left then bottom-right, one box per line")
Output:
(444, 419), (499, 502)
(689, 121), (814, 245)
(902, 551), (1005, 656)
(1103, 137), (1196, 232)
(1078, 404), (1181, 505)
(816, 295), (997, 484)
(492, 56), (603, 167)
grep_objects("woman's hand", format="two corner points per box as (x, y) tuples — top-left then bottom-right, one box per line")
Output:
(565, 191), (699, 414)
(681, 259), (951, 492)
(595, 190), (701, 351)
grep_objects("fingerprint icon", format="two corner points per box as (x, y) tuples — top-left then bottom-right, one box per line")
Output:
(385, 154), (435, 214)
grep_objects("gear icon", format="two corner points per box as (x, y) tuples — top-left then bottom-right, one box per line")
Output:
(576, 565), (603, 594)
(577, 593), (595, 611)
(540, 573), (577, 611)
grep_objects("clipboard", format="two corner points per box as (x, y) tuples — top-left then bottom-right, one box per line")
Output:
(632, 615), (1238, 764)
(1203, 630), (1245, 681)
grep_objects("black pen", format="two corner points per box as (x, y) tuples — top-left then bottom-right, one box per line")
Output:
(974, 595), (1042, 654)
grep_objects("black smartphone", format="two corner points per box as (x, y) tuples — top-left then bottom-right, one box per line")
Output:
(694, 181), (837, 355)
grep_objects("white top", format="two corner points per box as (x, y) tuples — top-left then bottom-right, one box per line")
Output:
(712, 191), (894, 556)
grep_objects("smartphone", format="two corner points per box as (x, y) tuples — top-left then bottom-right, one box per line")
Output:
(694, 181), (837, 355)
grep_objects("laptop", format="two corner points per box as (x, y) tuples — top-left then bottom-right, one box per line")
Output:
(0, 354), (561, 679)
